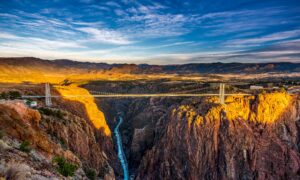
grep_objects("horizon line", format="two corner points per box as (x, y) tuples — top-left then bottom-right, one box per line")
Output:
(1, 56), (299, 66)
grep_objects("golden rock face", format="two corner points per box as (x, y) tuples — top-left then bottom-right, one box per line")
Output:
(174, 92), (293, 126)
(249, 92), (292, 124)
(55, 84), (111, 136)
(224, 92), (292, 123)
(224, 96), (253, 121)
(225, 92), (292, 123)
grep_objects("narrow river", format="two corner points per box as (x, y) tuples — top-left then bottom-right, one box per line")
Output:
(114, 116), (129, 180)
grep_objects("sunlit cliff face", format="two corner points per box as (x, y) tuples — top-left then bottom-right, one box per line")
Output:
(225, 92), (292, 123)
(55, 84), (111, 136)
(174, 92), (293, 125)
(250, 92), (292, 123)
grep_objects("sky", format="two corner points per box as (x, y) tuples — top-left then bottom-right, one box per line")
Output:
(0, 0), (300, 64)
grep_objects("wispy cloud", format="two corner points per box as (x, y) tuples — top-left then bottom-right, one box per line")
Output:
(116, 3), (193, 38)
(77, 27), (132, 45)
(127, 13), (190, 37)
(0, 32), (84, 49)
(224, 29), (300, 47)
(0, 32), (20, 39)
(0, 9), (132, 46)
(105, 1), (121, 7)
(197, 7), (300, 37)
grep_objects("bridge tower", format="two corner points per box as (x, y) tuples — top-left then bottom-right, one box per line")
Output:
(45, 83), (52, 107)
(219, 83), (225, 104)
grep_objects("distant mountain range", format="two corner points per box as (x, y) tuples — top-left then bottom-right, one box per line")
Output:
(0, 57), (299, 74)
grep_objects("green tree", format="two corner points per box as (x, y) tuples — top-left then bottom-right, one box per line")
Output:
(85, 168), (97, 180)
(0, 92), (8, 99)
(52, 156), (78, 177)
(8, 91), (21, 99)
(19, 141), (31, 153)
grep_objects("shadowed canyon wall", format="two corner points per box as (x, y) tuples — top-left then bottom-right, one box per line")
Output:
(85, 80), (300, 179)
(136, 93), (300, 179)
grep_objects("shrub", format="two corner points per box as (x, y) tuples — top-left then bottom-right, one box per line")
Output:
(52, 156), (78, 177)
(19, 141), (31, 153)
(8, 91), (21, 99)
(38, 107), (65, 119)
(0, 92), (7, 99)
(0, 91), (21, 100)
(85, 168), (97, 180)
(56, 110), (65, 119)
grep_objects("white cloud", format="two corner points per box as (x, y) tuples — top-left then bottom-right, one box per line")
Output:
(196, 7), (299, 37)
(114, 9), (125, 16)
(105, 1), (121, 7)
(77, 27), (132, 45)
(0, 32), (84, 49)
(0, 32), (20, 39)
(122, 12), (191, 37)
(88, 5), (110, 11)
(71, 21), (103, 27)
(225, 29), (300, 47)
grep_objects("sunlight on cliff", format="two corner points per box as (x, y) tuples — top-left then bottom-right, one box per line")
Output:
(225, 96), (254, 122)
(175, 105), (197, 127)
(54, 84), (111, 136)
(225, 92), (292, 123)
(174, 92), (293, 126)
(249, 92), (292, 124)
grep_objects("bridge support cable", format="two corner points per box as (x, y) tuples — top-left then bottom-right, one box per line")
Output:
(45, 83), (52, 107)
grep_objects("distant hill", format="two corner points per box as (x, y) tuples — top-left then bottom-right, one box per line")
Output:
(0, 57), (299, 74)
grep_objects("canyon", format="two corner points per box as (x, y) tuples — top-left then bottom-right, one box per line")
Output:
(93, 86), (300, 179)
(0, 58), (299, 179)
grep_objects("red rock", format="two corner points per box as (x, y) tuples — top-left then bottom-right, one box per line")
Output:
(136, 94), (300, 179)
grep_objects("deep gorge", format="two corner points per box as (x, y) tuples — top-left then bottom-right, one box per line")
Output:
(86, 81), (300, 179)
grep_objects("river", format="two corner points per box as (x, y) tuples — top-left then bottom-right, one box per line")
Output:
(114, 116), (129, 180)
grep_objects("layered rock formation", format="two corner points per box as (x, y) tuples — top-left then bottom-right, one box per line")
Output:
(136, 93), (300, 179)
(0, 100), (115, 179)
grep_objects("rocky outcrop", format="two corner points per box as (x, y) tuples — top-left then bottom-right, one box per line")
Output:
(0, 100), (41, 126)
(41, 107), (114, 178)
(136, 93), (300, 179)
(0, 136), (75, 179)
(0, 100), (115, 179)
(0, 101), (73, 160)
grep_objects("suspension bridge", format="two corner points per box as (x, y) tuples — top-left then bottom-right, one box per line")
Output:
(22, 83), (251, 107)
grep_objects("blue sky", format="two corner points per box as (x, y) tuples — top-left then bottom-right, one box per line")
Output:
(0, 0), (300, 64)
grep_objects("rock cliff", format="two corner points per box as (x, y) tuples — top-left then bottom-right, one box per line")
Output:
(0, 100), (115, 179)
(136, 93), (300, 179)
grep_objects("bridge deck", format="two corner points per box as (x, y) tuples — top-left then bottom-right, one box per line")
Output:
(22, 93), (251, 98)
